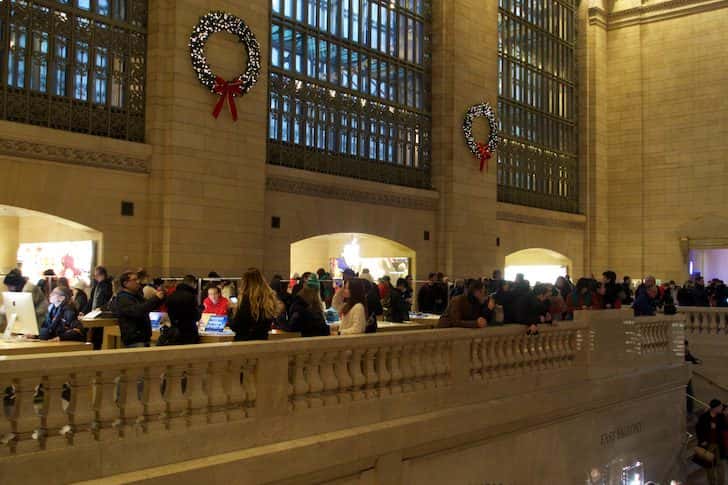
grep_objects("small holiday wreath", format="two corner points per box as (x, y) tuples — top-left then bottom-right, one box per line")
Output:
(463, 103), (499, 172)
(189, 11), (261, 121)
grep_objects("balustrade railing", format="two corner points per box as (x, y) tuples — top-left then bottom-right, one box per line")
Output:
(0, 313), (685, 483)
(680, 307), (728, 335)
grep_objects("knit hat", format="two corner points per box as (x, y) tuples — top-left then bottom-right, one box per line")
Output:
(306, 274), (320, 289)
(710, 399), (722, 410)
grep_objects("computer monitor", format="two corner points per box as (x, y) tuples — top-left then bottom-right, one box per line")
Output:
(2, 292), (39, 336)
(149, 312), (167, 330)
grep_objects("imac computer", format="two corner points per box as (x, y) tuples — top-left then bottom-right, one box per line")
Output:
(2, 292), (39, 337)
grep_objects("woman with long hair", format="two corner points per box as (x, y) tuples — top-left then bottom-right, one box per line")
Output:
(230, 268), (279, 341)
(287, 275), (330, 337)
(331, 278), (368, 335)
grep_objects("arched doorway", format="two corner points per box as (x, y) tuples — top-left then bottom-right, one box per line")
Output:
(290, 233), (416, 281)
(504, 248), (572, 285)
(0, 204), (102, 286)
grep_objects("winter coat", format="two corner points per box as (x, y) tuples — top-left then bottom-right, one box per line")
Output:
(386, 287), (411, 323)
(163, 284), (200, 345)
(438, 294), (484, 328)
(84, 278), (113, 313)
(230, 299), (273, 341)
(40, 303), (85, 341)
(287, 296), (330, 337)
(111, 290), (163, 346)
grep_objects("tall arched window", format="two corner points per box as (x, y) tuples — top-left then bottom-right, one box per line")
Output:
(268, 0), (431, 189)
(0, 0), (147, 141)
(497, 0), (578, 213)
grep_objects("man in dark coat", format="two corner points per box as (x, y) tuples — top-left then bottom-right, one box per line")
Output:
(417, 273), (438, 313)
(438, 280), (489, 328)
(513, 284), (552, 334)
(633, 286), (657, 317)
(84, 266), (114, 313)
(696, 399), (726, 483)
(162, 275), (201, 345)
(386, 278), (412, 323)
(111, 271), (165, 348)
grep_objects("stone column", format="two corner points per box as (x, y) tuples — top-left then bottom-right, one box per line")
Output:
(145, 0), (269, 275)
(431, 0), (498, 279)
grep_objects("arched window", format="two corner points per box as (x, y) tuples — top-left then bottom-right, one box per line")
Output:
(268, 0), (431, 189)
(497, 0), (578, 213)
(0, 0), (147, 141)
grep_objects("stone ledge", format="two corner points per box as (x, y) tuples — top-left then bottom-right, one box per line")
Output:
(0, 120), (151, 173)
(266, 165), (440, 211)
(591, 0), (728, 30)
(496, 202), (587, 231)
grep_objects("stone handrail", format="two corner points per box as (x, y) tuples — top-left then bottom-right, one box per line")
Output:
(0, 325), (585, 461)
(0, 314), (687, 484)
(679, 307), (728, 335)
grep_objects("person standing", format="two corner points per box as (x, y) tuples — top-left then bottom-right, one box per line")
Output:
(386, 278), (411, 323)
(286, 275), (330, 337)
(332, 278), (368, 335)
(202, 285), (230, 316)
(162, 275), (201, 345)
(697, 399), (726, 485)
(3, 268), (47, 325)
(417, 273), (437, 313)
(230, 269), (278, 341)
(438, 280), (489, 329)
(111, 271), (165, 348)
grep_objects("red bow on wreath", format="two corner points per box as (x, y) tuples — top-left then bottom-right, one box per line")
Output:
(476, 142), (492, 172)
(212, 76), (243, 121)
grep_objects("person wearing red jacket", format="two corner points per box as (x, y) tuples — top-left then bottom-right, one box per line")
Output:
(203, 285), (229, 316)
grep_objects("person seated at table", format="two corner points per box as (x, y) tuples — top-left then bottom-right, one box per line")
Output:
(332, 278), (368, 335)
(286, 275), (330, 337)
(230, 268), (279, 341)
(386, 278), (411, 323)
(111, 271), (166, 348)
(160, 275), (200, 346)
(438, 280), (488, 329)
(39, 287), (85, 342)
(203, 285), (230, 316)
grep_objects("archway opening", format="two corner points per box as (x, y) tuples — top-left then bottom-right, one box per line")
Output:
(0, 204), (102, 286)
(290, 233), (415, 281)
(504, 248), (572, 285)
(689, 248), (728, 282)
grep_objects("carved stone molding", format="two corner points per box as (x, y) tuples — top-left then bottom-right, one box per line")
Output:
(496, 210), (586, 231)
(266, 175), (438, 211)
(591, 0), (728, 30)
(0, 137), (150, 173)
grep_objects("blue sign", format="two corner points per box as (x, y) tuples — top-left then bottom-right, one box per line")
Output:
(205, 315), (228, 333)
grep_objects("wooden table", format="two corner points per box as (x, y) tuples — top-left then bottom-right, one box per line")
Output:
(408, 314), (441, 327)
(0, 340), (92, 356)
(102, 326), (298, 348)
(377, 321), (434, 332)
(80, 318), (118, 344)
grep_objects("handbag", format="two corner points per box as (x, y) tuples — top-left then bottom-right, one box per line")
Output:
(156, 324), (180, 346)
(692, 446), (716, 468)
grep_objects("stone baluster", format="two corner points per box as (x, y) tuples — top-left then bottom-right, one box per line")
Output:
(242, 359), (257, 417)
(306, 353), (325, 408)
(320, 351), (340, 406)
(502, 336), (516, 376)
(364, 348), (379, 399)
(720, 312), (728, 334)
(494, 336), (506, 378)
(412, 343), (426, 390)
(291, 354), (309, 412)
(514, 335), (527, 375)
(11, 377), (42, 454)
(350, 349), (367, 400)
(185, 362), (209, 427)
(422, 342), (437, 389)
(113, 368), (136, 436)
(0, 382), (18, 455)
(206, 360), (229, 424)
(43, 374), (71, 450)
(226, 359), (247, 420)
(29, 377), (49, 450)
(542, 333), (555, 370)
(389, 346), (403, 394)
(483, 337), (495, 380)
(62, 371), (94, 446)
(142, 365), (168, 433)
(335, 350), (353, 403)
(434, 341), (448, 387)
(376, 347), (391, 397)
(91, 369), (121, 440)
(162, 364), (188, 430)
(555, 332), (567, 367)
(470, 338), (482, 380)
(400, 345), (414, 392)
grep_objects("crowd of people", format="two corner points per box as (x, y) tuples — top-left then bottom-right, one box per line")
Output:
(2, 263), (727, 350)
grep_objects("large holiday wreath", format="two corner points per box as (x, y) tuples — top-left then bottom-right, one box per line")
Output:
(189, 11), (261, 121)
(463, 103), (499, 172)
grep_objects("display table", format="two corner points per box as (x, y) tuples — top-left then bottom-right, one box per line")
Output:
(102, 326), (299, 348)
(0, 340), (92, 356)
(408, 313), (441, 326)
(377, 321), (434, 332)
(80, 317), (118, 344)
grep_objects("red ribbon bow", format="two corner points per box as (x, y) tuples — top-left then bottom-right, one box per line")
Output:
(212, 76), (243, 121)
(476, 142), (492, 172)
